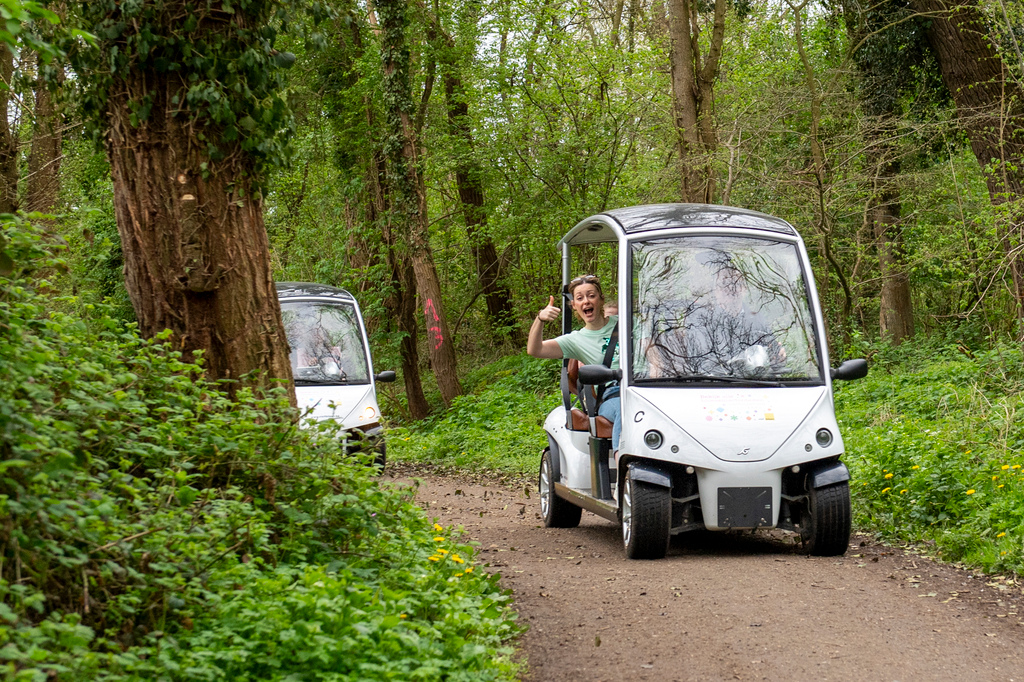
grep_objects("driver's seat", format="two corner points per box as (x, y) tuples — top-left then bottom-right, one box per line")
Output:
(567, 358), (613, 438)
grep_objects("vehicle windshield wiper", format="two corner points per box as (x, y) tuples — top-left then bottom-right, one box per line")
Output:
(636, 375), (785, 387)
(294, 378), (350, 386)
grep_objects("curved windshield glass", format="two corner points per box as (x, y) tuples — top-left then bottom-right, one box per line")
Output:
(281, 301), (370, 385)
(631, 236), (821, 384)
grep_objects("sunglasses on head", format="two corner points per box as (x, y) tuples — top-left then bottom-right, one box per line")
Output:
(569, 274), (599, 288)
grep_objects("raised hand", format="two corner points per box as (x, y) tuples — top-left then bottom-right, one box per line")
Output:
(537, 295), (561, 322)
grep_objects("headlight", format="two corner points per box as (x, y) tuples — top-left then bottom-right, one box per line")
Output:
(815, 428), (833, 447)
(644, 430), (664, 450)
(360, 406), (377, 421)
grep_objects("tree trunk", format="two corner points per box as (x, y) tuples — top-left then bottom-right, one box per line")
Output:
(379, 0), (462, 406)
(105, 76), (293, 399)
(0, 45), (19, 214)
(869, 138), (915, 342)
(26, 58), (62, 214)
(438, 31), (521, 345)
(666, 0), (726, 203)
(912, 0), (1024, 325)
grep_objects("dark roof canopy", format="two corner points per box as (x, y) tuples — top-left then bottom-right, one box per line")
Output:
(276, 282), (356, 302)
(604, 204), (797, 236)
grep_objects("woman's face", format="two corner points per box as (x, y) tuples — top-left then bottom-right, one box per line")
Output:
(571, 282), (604, 325)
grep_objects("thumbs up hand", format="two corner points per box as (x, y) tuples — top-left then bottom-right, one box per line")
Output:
(537, 295), (561, 322)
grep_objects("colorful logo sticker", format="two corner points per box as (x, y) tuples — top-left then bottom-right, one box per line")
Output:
(701, 393), (775, 424)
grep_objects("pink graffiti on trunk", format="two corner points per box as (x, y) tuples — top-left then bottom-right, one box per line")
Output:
(425, 299), (444, 350)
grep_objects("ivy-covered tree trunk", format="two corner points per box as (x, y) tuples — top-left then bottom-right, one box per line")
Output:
(74, 2), (296, 400)
(25, 57), (62, 214)
(869, 136), (914, 342)
(666, 0), (726, 203)
(911, 0), (1024, 326)
(436, 27), (520, 345)
(0, 45), (19, 214)
(379, 0), (463, 406)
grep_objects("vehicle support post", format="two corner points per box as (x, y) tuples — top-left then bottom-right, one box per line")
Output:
(590, 437), (612, 500)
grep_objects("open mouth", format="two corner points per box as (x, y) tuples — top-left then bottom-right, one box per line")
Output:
(581, 304), (595, 317)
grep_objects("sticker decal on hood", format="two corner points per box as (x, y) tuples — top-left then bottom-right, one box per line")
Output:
(702, 392), (775, 424)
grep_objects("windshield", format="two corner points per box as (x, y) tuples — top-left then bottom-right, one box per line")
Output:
(631, 236), (821, 384)
(281, 300), (370, 385)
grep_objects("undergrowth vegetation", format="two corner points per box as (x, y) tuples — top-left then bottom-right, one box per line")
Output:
(391, 333), (1024, 577)
(0, 217), (520, 681)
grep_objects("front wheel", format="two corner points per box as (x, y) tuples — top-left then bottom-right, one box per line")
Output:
(540, 448), (582, 528)
(622, 465), (671, 560)
(802, 481), (852, 556)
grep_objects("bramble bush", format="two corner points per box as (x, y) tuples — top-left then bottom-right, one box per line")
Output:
(0, 216), (520, 681)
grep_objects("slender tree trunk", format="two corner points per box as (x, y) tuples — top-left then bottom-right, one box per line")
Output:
(0, 46), (19, 214)
(868, 132), (914, 342)
(26, 59), (62, 214)
(106, 74), (293, 399)
(911, 0), (1024, 326)
(666, 0), (726, 203)
(437, 30), (521, 344)
(379, 0), (462, 406)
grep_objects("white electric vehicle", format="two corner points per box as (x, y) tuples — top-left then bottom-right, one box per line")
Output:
(276, 282), (395, 464)
(538, 205), (868, 559)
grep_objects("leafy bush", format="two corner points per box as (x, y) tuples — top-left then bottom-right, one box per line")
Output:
(0, 216), (520, 681)
(388, 354), (559, 475)
(838, 337), (1024, 574)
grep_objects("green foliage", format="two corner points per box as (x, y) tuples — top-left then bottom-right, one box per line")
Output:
(838, 337), (1024, 574)
(389, 354), (559, 475)
(0, 217), (520, 681)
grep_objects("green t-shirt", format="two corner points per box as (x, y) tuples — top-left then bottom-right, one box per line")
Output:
(554, 315), (619, 369)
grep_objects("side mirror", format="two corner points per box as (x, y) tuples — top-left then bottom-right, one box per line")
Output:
(830, 358), (868, 381)
(375, 370), (397, 383)
(578, 364), (622, 385)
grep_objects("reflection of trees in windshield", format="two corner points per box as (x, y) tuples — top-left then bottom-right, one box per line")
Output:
(632, 237), (820, 381)
(281, 302), (370, 384)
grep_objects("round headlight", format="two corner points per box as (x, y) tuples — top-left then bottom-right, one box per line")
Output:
(815, 428), (833, 448)
(644, 430), (664, 450)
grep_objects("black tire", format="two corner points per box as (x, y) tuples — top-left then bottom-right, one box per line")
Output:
(622, 466), (671, 560)
(802, 481), (852, 556)
(539, 448), (582, 528)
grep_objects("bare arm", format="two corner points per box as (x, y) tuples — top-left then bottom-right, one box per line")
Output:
(527, 295), (564, 359)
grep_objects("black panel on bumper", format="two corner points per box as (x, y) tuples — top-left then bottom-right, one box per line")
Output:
(718, 487), (772, 528)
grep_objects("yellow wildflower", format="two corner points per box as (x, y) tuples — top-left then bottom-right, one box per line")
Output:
(1002, 465), (1011, 470)
(884, 473), (893, 479)
(428, 556), (441, 562)
(433, 523), (443, 532)
(900, 489), (908, 494)
(912, 465), (920, 470)
(434, 536), (445, 542)
(464, 566), (474, 574)
(400, 614), (407, 619)
(1014, 465), (1021, 470)
(966, 489), (976, 495)
(881, 487), (891, 493)
(999, 485), (1005, 488)
(997, 532), (1007, 538)
(437, 548), (449, 555)
(993, 475), (999, 481)
(451, 554), (465, 564)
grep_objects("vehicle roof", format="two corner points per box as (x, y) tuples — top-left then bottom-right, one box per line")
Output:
(561, 203), (798, 245)
(276, 282), (357, 302)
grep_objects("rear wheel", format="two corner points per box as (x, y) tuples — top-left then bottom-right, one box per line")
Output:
(539, 448), (582, 528)
(802, 481), (851, 556)
(622, 466), (671, 560)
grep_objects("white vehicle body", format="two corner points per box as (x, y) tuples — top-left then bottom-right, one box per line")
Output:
(538, 205), (868, 559)
(276, 283), (394, 460)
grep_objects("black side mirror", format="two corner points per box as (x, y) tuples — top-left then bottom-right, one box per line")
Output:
(375, 370), (397, 383)
(830, 358), (868, 381)
(578, 364), (622, 385)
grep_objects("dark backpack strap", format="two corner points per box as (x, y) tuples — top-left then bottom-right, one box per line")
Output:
(596, 323), (619, 401)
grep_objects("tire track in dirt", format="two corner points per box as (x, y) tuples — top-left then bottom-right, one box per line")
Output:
(390, 466), (1024, 681)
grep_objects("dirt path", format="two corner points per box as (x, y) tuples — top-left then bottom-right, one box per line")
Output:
(387, 465), (1024, 681)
